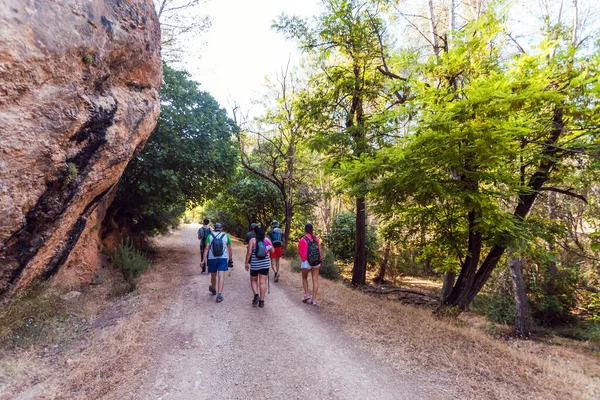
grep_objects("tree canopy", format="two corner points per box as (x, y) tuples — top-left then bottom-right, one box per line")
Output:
(107, 64), (238, 237)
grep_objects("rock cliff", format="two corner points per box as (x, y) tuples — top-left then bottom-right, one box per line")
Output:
(0, 0), (162, 301)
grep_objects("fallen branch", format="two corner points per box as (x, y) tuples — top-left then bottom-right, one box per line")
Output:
(363, 287), (436, 298)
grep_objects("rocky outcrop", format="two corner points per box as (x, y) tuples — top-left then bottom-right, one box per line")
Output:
(0, 0), (162, 301)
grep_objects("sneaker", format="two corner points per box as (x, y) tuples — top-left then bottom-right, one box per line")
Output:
(274, 272), (279, 282)
(252, 294), (259, 306)
(258, 300), (265, 308)
(216, 294), (223, 303)
(310, 300), (317, 306)
(208, 285), (217, 295)
(302, 294), (311, 303)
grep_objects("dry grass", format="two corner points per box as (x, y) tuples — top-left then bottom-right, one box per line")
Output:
(0, 231), (185, 399)
(280, 259), (600, 400)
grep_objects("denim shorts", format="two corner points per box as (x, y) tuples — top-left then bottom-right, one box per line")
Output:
(207, 258), (228, 273)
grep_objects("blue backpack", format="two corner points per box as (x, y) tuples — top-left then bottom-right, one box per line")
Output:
(270, 228), (283, 248)
(255, 240), (267, 259)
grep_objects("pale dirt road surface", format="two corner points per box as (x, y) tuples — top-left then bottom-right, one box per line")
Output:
(114, 225), (456, 400)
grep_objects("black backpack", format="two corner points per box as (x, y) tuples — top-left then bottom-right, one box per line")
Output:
(255, 240), (267, 259)
(304, 235), (321, 266)
(199, 226), (211, 241)
(210, 233), (225, 257)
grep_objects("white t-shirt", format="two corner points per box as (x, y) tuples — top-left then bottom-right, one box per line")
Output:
(205, 232), (231, 260)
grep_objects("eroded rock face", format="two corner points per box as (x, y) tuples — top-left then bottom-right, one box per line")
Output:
(0, 0), (162, 301)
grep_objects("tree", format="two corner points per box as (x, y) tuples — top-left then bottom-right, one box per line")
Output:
(358, 8), (600, 312)
(154, 0), (211, 63)
(106, 64), (238, 238)
(275, 0), (392, 286)
(325, 212), (378, 266)
(204, 170), (284, 238)
(239, 63), (315, 252)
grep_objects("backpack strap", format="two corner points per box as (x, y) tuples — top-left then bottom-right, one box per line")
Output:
(303, 234), (315, 243)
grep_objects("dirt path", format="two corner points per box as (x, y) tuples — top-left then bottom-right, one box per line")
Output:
(116, 225), (455, 399)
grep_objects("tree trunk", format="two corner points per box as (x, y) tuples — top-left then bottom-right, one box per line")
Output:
(440, 272), (456, 304)
(508, 254), (531, 337)
(427, 0), (440, 59)
(546, 190), (557, 295)
(445, 107), (565, 310)
(283, 201), (293, 257)
(442, 209), (483, 309)
(375, 241), (390, 283)
(352, 196), (367, 286)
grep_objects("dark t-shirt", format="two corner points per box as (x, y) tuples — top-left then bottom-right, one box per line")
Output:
(243, 231), (255, 245)
(198, 226), (211, 247)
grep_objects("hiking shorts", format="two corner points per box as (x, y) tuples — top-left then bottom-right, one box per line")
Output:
(301, 260), (321, 269)
(270, 246), (283, 259)
(250, 268), (269, 277)
(207, 258), (228, 273)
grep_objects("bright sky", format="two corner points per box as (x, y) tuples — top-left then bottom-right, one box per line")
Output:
(183, 0), (321, 117)
(179, 0), (599, 118)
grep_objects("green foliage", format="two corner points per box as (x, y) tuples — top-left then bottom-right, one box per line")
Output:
(325, 212), (378, 265)
(290, 256), (302, 273)
(341, 7), (600, 306)
(472, 294), (516, 325)
(528, 266), (583, 326)
(285, 242), (298, 259)
(64, 162), (78, 185)
(582, 291), (600, 323)
(113, 239), (149, 292)
(319, 250), (340, 281)
(109, 63), (238, 237)
(82, 52), (94, 65)
(204, 170), (283, 238)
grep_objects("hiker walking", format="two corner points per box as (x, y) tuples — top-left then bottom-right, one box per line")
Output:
(245, 225), (273, 308)
(243, 223), (257, 246)
(298, 223), (321, 306)
(267, 221), (284, 282)
(201, 223), (233, 303)
(197, 218), (211, 274)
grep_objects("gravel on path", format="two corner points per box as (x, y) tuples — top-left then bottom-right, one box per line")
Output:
(128, 225), (454, 400)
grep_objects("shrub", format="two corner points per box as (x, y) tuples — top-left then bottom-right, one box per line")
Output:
(319, 251), (340, 281)
(528, 266), (581, 326)
(581, 291), (600, 323)
(113, 239), (149, 292)
(285, 242), (298, 259)
(471, 294), (515, 324)
(324, 212), (378, 265)
(290, 256), (302, 272)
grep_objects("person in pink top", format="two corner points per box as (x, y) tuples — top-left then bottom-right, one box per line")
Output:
(297, 223), (321, 305)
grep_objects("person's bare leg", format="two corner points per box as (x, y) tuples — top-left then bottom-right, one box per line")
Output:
(217, 270), (225, 294)
(275, 257), (280, 273)
(311, 267), (319, 302)
(301, 268), (310, 296)
(251, 275), (259, 295)
(211, 272), (217, 289)
(259, 274), (267, 300)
